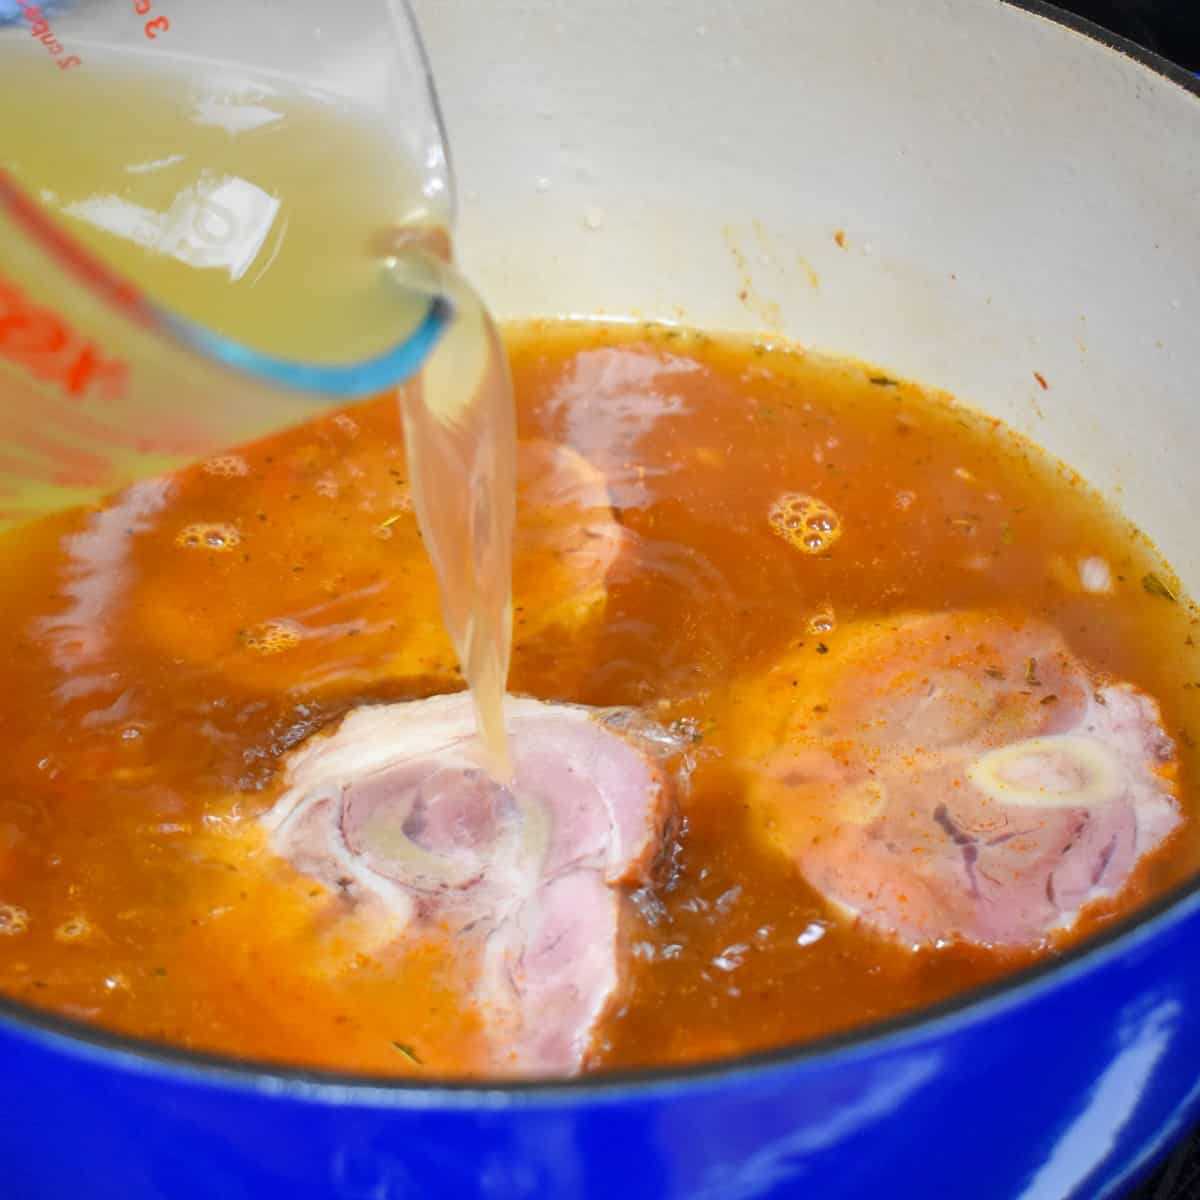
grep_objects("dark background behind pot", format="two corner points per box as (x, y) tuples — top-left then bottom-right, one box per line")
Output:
(1054, 0), (1200, 70)
(1132, 1133), (1200, 1200)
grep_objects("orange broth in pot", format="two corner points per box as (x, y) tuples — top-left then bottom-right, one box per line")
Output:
(0, 320), (1195, 1077)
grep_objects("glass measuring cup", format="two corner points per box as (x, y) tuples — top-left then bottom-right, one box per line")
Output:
(0, 0), (456, 529)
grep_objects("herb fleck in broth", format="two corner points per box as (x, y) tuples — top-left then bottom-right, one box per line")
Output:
(0, 320), (1196, 1076)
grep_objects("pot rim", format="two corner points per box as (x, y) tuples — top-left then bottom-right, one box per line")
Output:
(2, 0), (1198, 1111)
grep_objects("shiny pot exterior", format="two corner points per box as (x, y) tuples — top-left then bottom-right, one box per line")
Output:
(2, 1), (1199, 1198)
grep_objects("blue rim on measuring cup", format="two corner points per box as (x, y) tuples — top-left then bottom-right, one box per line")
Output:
(0, 170), (453, 399)
(161, 297), (452, 398)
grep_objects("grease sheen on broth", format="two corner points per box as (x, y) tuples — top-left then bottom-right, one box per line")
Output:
(0, 320), (1195, 1077)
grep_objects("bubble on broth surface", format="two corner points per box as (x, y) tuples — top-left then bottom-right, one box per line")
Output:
(0, 903), (29, 935)
(240, 619), (303, 656)
(1079, 556), (1114, 594)
(796, 922), (827, 947)
(1049, 554), (1116, 596)
(176, 523), (241, 551)
(201, 455), (250, 478)
(808, 609), (836, 635)
(54, 915), (93, 943)
(769, 493), (843, 554)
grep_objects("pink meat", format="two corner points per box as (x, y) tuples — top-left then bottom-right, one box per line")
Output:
(753, 612), (1181, 948)
(261, 693), (677, 1074)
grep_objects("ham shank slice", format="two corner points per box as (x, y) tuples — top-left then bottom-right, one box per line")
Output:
(261, 692), (680, 1075)
(727, 611), (1181, 948)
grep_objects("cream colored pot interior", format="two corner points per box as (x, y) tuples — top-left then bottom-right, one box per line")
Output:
(414, 0), (1200, 587)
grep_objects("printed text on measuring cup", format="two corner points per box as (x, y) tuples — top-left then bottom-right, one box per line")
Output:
(13, 0), (171, 70)
(0, 273), (127, 402)
(12, 0), (79, 68)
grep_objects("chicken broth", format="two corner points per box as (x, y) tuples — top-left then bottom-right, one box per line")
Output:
(0, 320), (1196, 1076)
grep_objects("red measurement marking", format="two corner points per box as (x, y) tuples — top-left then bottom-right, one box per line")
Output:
(15, 0), (81, 68)
(133, 0), (170, 39)
(0, 274), (128, 403)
